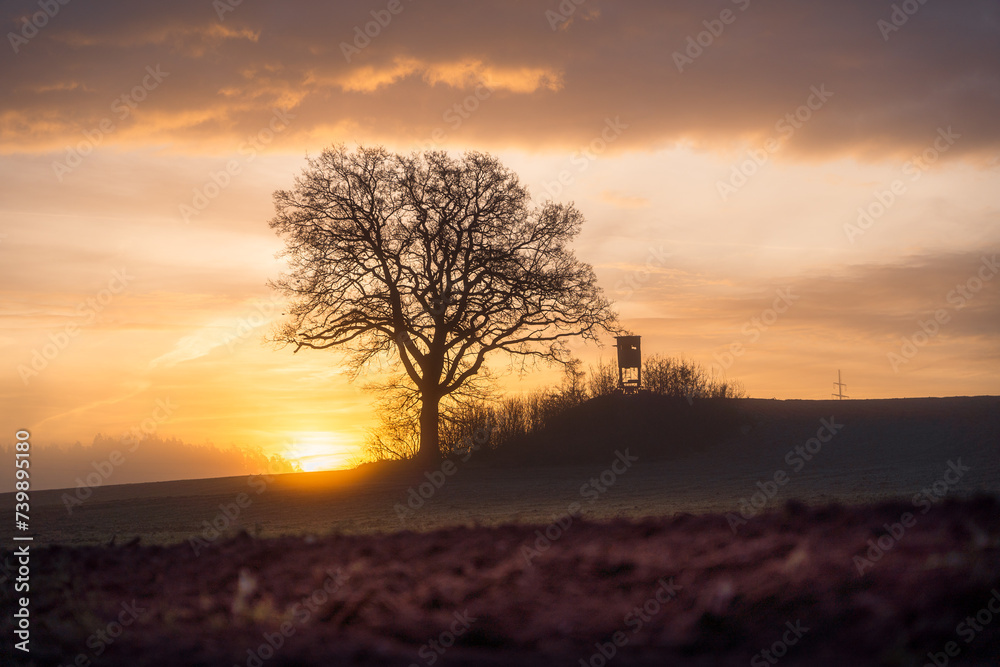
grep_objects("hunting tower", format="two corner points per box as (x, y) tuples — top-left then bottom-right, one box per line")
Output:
(615, 335), (641, 394)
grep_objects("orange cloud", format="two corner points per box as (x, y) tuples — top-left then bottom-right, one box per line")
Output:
(1, 0), (996, 159)
(600, 190), (650, 209)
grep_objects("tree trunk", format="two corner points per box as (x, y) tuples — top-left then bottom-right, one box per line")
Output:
(418, 390), (441, 463)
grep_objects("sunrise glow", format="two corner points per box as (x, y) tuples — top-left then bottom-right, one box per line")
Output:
(1, 0), (997, 490)
(283, 431), (356, 472)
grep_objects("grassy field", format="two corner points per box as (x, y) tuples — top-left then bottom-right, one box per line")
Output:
(12, 396), (1000, 547)
(4, 396), (1000, 666)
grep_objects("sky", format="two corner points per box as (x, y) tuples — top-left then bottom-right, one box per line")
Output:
(1, 0), (998, 488)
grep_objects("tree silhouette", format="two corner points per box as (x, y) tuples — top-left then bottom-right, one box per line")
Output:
(268, 146), (619, 462)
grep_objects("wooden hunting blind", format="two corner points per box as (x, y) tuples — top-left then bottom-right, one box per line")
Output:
(615, 335), (641, 394)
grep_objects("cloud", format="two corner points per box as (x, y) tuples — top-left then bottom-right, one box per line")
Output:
(782, 251), (1000, 340)
(149, 298), (283, 369)
(1, 0), (997, 159)
(600, 190), (650, 209)
(328, 57), (564, 94)
(31, 382), (151, 428)
(634, 250), (1000, 343)
(148, 325), (231, 369)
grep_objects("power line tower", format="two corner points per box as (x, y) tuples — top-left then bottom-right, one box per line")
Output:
(832, 369), (848, 400)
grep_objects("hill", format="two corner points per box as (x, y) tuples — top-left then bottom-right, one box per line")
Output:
(6, 396), (999, 547)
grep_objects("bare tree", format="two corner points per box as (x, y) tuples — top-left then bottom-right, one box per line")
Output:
(361, 382), (421, 462)
(268, 146), (619, 463)
(642, 354), (746, 399)
(587, 357), (619, 398)
(557, 357), (588, 407)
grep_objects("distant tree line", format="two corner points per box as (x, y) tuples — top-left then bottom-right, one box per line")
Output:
(360, 355), (745, 464)
(0, 435), (300, 494)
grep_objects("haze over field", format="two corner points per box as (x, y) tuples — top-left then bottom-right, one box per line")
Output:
(2, 4), (1000, 664)
(1, 0), (998, 483)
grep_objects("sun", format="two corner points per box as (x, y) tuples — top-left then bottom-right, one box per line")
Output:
(284, 431), (356, 472)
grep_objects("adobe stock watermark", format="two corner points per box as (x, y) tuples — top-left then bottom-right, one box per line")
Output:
(545, 0), (587, 31)
(726, 417), (843, 532)
(750, 620), (810, 666)
(414, 81), (495, 152)
(61, 398), (178, 515)
(17, 268), (133, 385)
(578, 577), (681, 666)
(340, 0), (414, 63)
(521, 449), (639, 565)
(213, 0), (243, 21)
(888, 254), (997, 372)
(426, 284), (463, 317)
(877, 0), (932, 41)
(923, 588), (1000, 667)
(51, 65), (170, 182)
(59, 600), (147, 666)
(394, 422), (492, 521)
(179, 108), (295, 223)
(234, 568), (350, 667)
(615, 246), (670, 300)
(672, 0), (752, 73)
(844, 126), (959, 243)
(7, 0), (72, 54)
(716, 85), (834, 202)
(853, 458), (969, 575)
(222, 295), (285, 353)
(410, 610), (477, 667)
(711, 288), (798, 375)
(912, 459), (970, 514)
(188, 471), (277, 554)
(540, 117), (629, 200)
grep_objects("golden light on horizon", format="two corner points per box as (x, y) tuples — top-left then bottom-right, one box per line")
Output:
(284, 431), (357, 472)
(1, 0), (998, 493)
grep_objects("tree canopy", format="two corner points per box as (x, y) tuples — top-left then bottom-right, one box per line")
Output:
(269, 145), (619, 461)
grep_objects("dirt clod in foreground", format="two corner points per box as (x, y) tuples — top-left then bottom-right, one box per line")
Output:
(3, 497), (1000, 666)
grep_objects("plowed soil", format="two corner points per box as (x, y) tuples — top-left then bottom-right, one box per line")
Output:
(5, 497), (1000, 666)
